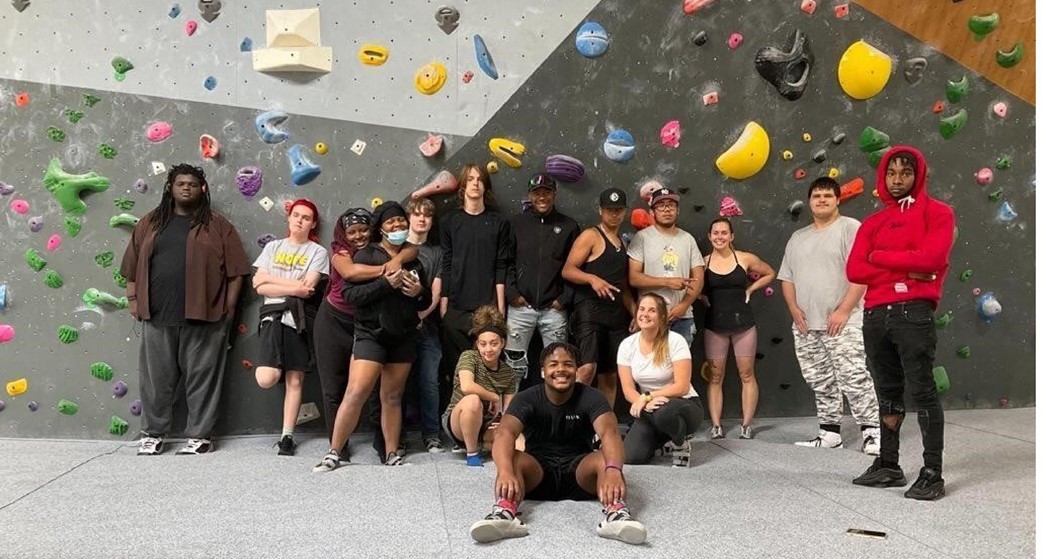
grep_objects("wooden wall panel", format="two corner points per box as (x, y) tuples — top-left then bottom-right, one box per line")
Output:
(855, 0), (1035, 104)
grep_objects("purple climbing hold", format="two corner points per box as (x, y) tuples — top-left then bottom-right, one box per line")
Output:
(130, 399), (143, 416)
(112, 380), (129, 398)
(545, 155), (586, 183)
(257, 233), (276, 248)
(134, 178), (148, 194)
(28, 216), (44, 232)
(28, 401), (39, 411)
(0, 181), (13, 195)
(236, 166), (263, 197)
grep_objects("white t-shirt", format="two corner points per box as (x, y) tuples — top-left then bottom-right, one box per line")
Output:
(617, 331), (698, 398)
(253, 238), (329, 328)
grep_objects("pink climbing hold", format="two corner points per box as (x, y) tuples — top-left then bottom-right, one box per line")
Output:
(702, 91), (719, 106)
(0, 324), (14, 343)
(200, 134), (220, 159)
(10, 199), (29, 214)
(410, 170), (458, 200)
(185, 20), (198, 36)
(639, 180), (664, 204)
(46, 234), (62, 252)
(146, 122), (173, 142)
(660, 120), (682, 149)
(764, 286), (775, 297)
(800, 0), (817, 15)
(992, 102), (1008, 118)
(727, 33), (743, 49)
(834, 3), (849, 18)
(972, 288), (982, 297)
(974, 167), (993, 185)
(419, 134), (444, 157)
(462, 71), (474, 84)
(719, 196), (743, 217)
(683, 0), (717, 15)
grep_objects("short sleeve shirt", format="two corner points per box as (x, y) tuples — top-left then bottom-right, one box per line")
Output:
(777, 216), (863, 330)
(505, 383), (611, 460)
(254, 238), (329, 328)
(617, 331), (698, 397)
(627, 226), (704, 317)
(446, 350), (519, 414)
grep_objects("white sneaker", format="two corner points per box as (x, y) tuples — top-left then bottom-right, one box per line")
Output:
(862, 428), (881, 456)
(738, 424), (755, 440)
(795, 429), (843, 449)
(670, 440), (691, 468)
(470, 507), (528, 543)
(312, 450), (340, 473)
(597, 508), (647, 545)
(710, 425), (725, 440)
(137, 435), (164, 456)
(176, 438), (213, 455)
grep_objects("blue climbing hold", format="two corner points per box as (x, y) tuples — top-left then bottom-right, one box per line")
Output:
(287, 144), (321, 186)
(976, 291), (1002, 322)
(203, 76), (218, 90)
(0, 283), (7, 311)
(996, 201), (1017, 222)
(575, 22), (609, 58)
(240, 37), (253, 52)
(473, 34), (498, 80)
(169, 4), (181, 18)
(255, 110), (290, 144)
(603, 129), (635, 162)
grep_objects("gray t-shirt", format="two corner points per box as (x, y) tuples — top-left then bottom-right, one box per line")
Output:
(253, 238), (329, 328)
(777, 216), (863, 331)
(627, 226), (704, 318)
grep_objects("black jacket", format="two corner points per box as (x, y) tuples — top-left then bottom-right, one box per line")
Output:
(343, 244), (431, 339)
(507, 208), (580, 308)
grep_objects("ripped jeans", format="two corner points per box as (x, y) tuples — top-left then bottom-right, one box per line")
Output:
(504, 305), (568, 382)
(862, 300), (944, 471)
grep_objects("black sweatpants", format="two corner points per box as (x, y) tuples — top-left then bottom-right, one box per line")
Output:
(312, 301), (356, 442)
(623, 397), (705, 465)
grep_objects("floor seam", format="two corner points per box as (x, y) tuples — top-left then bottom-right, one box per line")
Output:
(432, 454), (456, 556)
(942, 420), (1034, 444)
(0, 443), (125, 513)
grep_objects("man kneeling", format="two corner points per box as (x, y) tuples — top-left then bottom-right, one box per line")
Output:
(469, 342), (647, 545)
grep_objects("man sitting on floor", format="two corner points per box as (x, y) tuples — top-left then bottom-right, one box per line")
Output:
(469, 342), (647, 545)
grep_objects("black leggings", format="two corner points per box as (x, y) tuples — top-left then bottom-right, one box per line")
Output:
(312, 301), (356, 441)
(624, 397), (705, 465)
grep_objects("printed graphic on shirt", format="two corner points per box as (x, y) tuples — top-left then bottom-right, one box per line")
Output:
(272, 251), (310, 270)
(661, 245), (679, 275)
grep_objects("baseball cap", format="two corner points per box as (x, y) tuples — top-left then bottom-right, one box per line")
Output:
(527, 173), (557, 192)
(649, 187), (680, 208)
(599, 188), (627, 208)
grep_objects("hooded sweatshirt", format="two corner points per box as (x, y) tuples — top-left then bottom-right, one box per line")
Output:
(846, 146), (956, 309)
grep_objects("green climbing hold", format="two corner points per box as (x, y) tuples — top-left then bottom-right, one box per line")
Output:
(95, 251), (114, 268)
(83, 93), (101, 107)
(111, 57), (134, 82)
(46, 126), (66, 142)
(935, 312), (953, 328)
(114, 270), (128, 289)
(43, 269), (63, 288)
(946, 75), (969, 103)
(25, 248), (47, 271)
(114, 197), (135, 211)
(65, 216), (82, 237)
(64, 109), (85, 123)
(98, 143), (118, 159)
(57, 324), (79, 343)
(959, 269), (972, 282)
(967, 13), (1000, 40)
(108, 415), (129, 436)
(939, 109), (968, 139)
(858, 126), (891, 153)
(90, 362), (114, 381)
(932, 366), (950, 394)
(996, 42), (1024, 68)
(83, 287), (129, 310)
(956, 346), (971, 359)
(867, 147), (890, 169)
(57, 399), (79, 415)
(109, 213), (139, 228)
(988, 187), (1004, 201)
(42, 158), (111, 215)
(996, 155), (1012, 170)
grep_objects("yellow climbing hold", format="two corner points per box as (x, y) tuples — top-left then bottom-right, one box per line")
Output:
(414, 62), (448, 95)
(488, 138), (526, 169)
(801, 133), (812, 143)
(487, 161), (500, 173)
(871, 189), (879, 198)
(371, 197), (383, 208)
(358, 44), (389, 66)
(715, 121), (771, 180)
(6, 377), (27, 396)
(314, 142), (329, 155)
(782, 150), (794, 161)
(838, 40), (893, 100)
(828, 168), (841, 179)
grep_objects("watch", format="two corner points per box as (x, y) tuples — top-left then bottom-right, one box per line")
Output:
(643, 391), (652, 403)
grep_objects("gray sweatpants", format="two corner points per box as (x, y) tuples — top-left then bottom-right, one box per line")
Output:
(792, 326), (879, 428)
(139, 319), (231, 438)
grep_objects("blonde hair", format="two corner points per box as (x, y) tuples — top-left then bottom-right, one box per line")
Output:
(639, 293), (671, 367)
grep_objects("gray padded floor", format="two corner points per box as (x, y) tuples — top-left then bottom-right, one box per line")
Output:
(0, 408), (1034, 559)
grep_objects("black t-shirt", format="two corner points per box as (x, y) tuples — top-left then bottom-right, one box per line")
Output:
(505, 383), (611, 460)
(148, 215), (191, 325)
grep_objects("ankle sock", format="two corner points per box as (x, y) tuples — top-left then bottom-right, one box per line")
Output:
(496, 499), (518, 516)
(282, 428), (294, 438)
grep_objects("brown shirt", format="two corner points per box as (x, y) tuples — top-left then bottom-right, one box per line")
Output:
(120, 211), (251, 322)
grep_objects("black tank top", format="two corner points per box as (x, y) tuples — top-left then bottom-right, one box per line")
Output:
(703, 251), (755, 332)
(575, 226), (628, 305)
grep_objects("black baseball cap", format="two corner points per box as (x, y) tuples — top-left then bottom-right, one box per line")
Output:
(599, 188), (627, 208)
(527, 173), (557, 192)
(649, 187), (680, 208)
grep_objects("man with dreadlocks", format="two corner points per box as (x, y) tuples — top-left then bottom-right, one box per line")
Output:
(120, 164), (251, 455)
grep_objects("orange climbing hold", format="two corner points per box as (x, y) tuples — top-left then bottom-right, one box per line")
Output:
(838, 177), (864, 202)
(630, 208), (653, 230)
(932, 100), (945, 114)
(238, 323), (248, 335)
(14, 92), (30, 107)
(794, 168), (807, 180)
(241, 359), (253, 370)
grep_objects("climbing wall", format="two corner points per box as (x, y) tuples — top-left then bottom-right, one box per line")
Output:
(0, 0), (1035, 438)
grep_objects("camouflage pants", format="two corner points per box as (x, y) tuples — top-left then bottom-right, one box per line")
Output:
(792, 326), (879, 427)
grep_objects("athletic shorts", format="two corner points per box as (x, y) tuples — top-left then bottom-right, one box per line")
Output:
(352, 333), (417, 364)
(441, 406), (495, 447)
(258, 319), (315, 376)
(572, 299), (630, 374)
(525, 453), (594, 502)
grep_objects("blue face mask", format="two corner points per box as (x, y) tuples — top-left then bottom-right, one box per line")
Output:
(383, 229), (409, 246)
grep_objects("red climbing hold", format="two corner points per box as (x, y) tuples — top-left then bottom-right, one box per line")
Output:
(834, 3), (849, 18)
(630, 208), (653, 230)
(800, 0), (817, 15)
(702, 91), (719, 106)
(794, 168), (807, 180)
(932, 100), (945, 113)
(200, 134), (220, 159)
(241, 359), (253, 370)
(238, 323), (248, 335)
(838, 177), (864, 202)
(683, 0), (717, 14)
(14, 92), (29, 107)
(462, 71), (474, 84)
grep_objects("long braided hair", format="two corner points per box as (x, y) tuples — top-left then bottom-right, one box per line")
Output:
(146, 164), (213, 232)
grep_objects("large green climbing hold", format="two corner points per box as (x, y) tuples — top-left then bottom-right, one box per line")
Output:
(956, 346), (971, 359)
(83, 287), (129, 310)
(932, 366), (950, 394)
(43, 269), (63, 288)
(967, 13), (1000, 40)
(90, 362), (114, 381)
(64, 109), (85, 123)
(996, 42), (1024, 68)
(109, 213), (139, 228)
(65, 216), (82, 237)
(113, 270), (128, 288)
(946, 75), (969, 103)
(83, 93), (101, 107)
(95, 251), (114, 268)
(57, 324), (79, 343)
(858, 126), (891, 153)
(939, 109), (968, 139)
(114, 197), (135, 211)
(935, 312), (953, 328)
(867, 147), (890, 169)
(109, 415), (129, 436)
(46, 126), (66, 142)
(111, 57), (134, 82)
(42, 158), (111, 215)
(996, 155), (1012, 170)
(98, 143), (118, 159)
(25, 248), (47, 271)
(57, 399), (79, 415)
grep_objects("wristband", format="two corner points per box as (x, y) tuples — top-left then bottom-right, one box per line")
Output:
(604, 462), (623, 472)
(127, 295), (137, 301)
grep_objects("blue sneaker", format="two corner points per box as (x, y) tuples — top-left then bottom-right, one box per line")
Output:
(466, 453), (484, 467)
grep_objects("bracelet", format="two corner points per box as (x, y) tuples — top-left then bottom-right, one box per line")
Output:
(127, 295), (137, 301)
(643, 391), (652, 403)
(604, 463), (623, 472)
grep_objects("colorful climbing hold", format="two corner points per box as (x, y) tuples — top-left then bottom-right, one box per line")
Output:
(996, 201), (1017, 222)
(959, 269), (972, 281)
(946, 75), (969, 103)
(109, 213), (140, 228)
(486, 161), (499, 174)
(932, 366), (950, 394)
(996, 155), (1012, 170)
(903, 57), (927, 84)
(5, 378), (27, 396)
(489, 138), (526, 168)
(473, 34), (498, 79)
(371, 197), (384, 209)
(111, 56), (134, 81)
(802, 133), (812, 142)
(112, 381), (129, 398)
(974, 167), (993, 185)
(630, 208), (653, 230)
(683, 0), (716, 14)
(46, 126), (66, 142)
(0, 181), (12, 195)
(198, 134), (220, 160)
(837, 40), (892, 100)
(541, 155), (584, 184)
(939, 109), (968, 139)
(410, 170), (458, 200)
(828, 168), (841, 179)
(719, 196), (743, 217)
(0, 324), (13, 343)
(255, 110), (290, 144)
(57, 399), (79, 415)
(83, 288), (129, 310)
(794, 168), (807, 180)
(754, 29), (813, 101)
(727, 32), (743, 50)
(237, 323), (248, 335)
(130, 399), (143, 416)
(838, 177), (864, 202)
(976, 291), (1002, 321)
(169, 4), (181, 17)
(972, 287), (982, 297)
(833, 3), (850, 18)
(57, 324), (79, 343)
(10, 199), (29, 214)
(240, 37), (253, 52)
(934, 312), (952, 328)
(715, 121), (770, 180)
(64, 217), (82, 238)
(358, 44), (389, 66)
(782, 150), (793, 161)
(241, 359), (254, 370)
(602, 130), (635, 163)
(763, 286), (774, 297)
(350, 140), (367, 155)
(28, 216), (43, 233)
(287, 144), (322, 186)
(434, 5), (459, 34)
(185, 19), (198, 36)
(462, 71), (474, 84)
(967, 13), (1000, 40)
(114, 198), (135, 211)
(996, 43), (1024, 68)
(83, 93), (101, 107)
(14, 91), (30, 107)
(145, 122), (173, 143)
(98, 143), (117, 159)
(414, 62), (448, 95)
(932, 100), (945, 114)
(799, 0), (816, 15)
(418, 134), (443, 158)
(203, 75), (218, 90)
(131, 179), (148, 194)
(992, 102), (1008, 118)
(113, 270), (127, 288)
(859, 128), (890, 155)
(236, 166), (263, 198)
(660, 120), (682, 148)
(702, 91), (719, 105)
(575, 22), (609, 58)
(109, 415), (129, 436)
(64, 109), (84, 123)
(43, 269), (63, 288)
(95, 251), (114, 268)
(956, 346), (971, 359)
(25, 248), (46, 271)
(258, 196), (274, 211)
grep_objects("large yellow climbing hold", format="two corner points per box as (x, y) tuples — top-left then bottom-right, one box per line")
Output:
(414, 62), (448, 95)
(838, 40), (893, 100)
(488, 138), (526, 169)
(715, 121), (770, 180)
(6, 377), (27, 396)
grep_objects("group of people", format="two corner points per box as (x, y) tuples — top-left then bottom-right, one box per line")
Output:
(119, 144), (954, 545)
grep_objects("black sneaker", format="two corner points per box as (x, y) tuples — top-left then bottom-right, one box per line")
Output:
(904, 467), (945, 500)
(852, 457), (908, 487)
(276, 435), (296, 456)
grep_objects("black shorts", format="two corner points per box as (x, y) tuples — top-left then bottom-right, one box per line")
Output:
(572, 299), (630, 374)
(525, 453), (594, 502)
(441, 405), (496, 447)
(352, 333), (417, 364)
(258, 319), (316, 375)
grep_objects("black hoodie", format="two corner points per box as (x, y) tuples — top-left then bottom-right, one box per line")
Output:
(507, 208), (580, 308)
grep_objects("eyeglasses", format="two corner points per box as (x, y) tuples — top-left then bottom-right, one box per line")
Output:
(529, 174), (556, 189)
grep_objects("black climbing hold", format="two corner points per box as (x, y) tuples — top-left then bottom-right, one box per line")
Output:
(779, 383), (791, 389)
(756, 352), (765, 360)
(678, 187), (690, 194)
(771, 337), (783, 344)
(787, 200), (805, 220)
(831, 132), (846, 145)
(754, 28), (813, 101)
(692, 204), (705, 212)
(811, 149), (827, 164)
(692, 30), (708, 46)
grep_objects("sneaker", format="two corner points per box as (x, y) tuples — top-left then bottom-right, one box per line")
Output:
(710, 425), (725, 440)
(276, 435), (296, 456)
(469, 506), (528, 543)
(739, 424), (754, 440)
(596, 508), (647, 545)
(862, 428), (881, 456)
(795, 429), (843, 449)
(425, 436), (444, 453)
(338, 442), (351, 463)
(384, 452), (404, 466)
(176, 438), (213, 455)
(138, 435), (164, 456)
(852, 457), (908, 487)
(466, 453), (484, 467)
(670, 440), (691, 468)
(904, 467), (945, 500)
(397, 440), (407, 457)
(451, 442), (466, 454)
(312, 450), (341, 473)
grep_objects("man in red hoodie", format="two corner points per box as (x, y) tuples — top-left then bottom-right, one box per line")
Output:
(845, 146), (955, 501)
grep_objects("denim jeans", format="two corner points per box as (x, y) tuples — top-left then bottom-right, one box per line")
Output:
(505, 305), (568, 379)
(411, 332), (442, 438)
(862, 300), (944, 471)
(670, 317), (696, 347)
